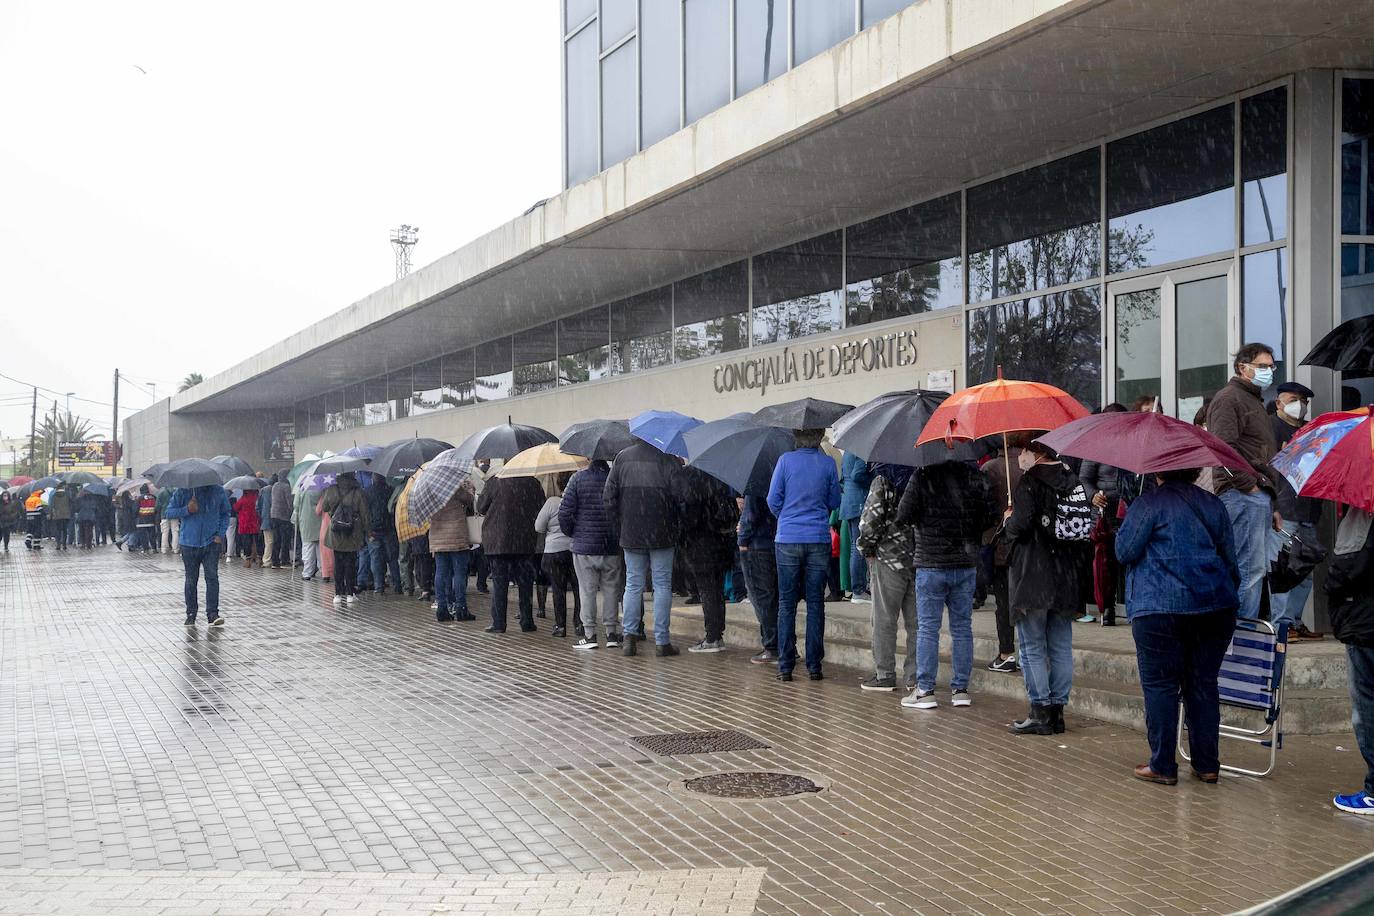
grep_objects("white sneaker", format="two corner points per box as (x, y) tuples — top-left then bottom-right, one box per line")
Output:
(951, 689), (972, 707)
(573, 637), (599, 651)
(901, 688), (938, 709)
(332, 595), (343, 605)
(688, 639), (725, 653)
(346, 594), (358, 604)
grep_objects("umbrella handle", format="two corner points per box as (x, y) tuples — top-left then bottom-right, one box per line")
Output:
(1002, 431), (1012, 509)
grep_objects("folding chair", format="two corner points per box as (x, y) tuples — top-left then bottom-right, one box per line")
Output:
(1180, 618), (1288, 777)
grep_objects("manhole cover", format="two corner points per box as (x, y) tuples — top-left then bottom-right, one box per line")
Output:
(630, 729), (769, 756)
(683, 772), (822, 799)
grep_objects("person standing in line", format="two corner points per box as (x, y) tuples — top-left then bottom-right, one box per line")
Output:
(96, 492), (112, 546)
(981, 445), (1025, 673)
(675, 465), (739, 654)
(429, 480), (477, 623)
(257, 473), (275, 562)
(320, 471), (370, 605)
(293, 482), (323, 580)
(156, 485), (178, 553)
(766, 429), (841, 682)
(0, 491), (20, 551)
(366, 477), (400, 594)
(1326, 506), (1374, 814)
(75, 487), (101, 549)
(134, 486), (158, 553)
(535, 472), (581, 638)
(603, 440), (683, 657)
(232, 487), (263, 567)
(24, 489), (45, 549)
(561, 459), (623, 651)
(737, 492), (779, 665)
(1080, 403), (1129, 626)
(163, 483), (232, 626)
(839, 451), (873, 602)
(48, 485), (73, 551)
(477, 472), (545, 633)
(1268, 381), (1324, 639)
(857, 463), (918, 692)
(470, 459), (491, 594)
(269, 471), (294, 569)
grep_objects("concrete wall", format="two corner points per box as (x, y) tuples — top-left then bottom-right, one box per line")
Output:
(168, 409), (295, 476)
(121, 399), (171, 476)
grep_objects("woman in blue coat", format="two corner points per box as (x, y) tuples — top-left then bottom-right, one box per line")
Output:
(1116, 467), (1239, 786)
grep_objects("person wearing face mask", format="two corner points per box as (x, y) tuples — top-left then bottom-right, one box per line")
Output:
(1206, 342), (1282, 620)
(1268, 381), (1324, 640)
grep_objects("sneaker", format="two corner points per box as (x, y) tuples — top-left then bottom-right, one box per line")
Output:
(987, 655), (1020, 673)
(332, 595), (344, 605)
(573, 637), (599, 651)
(851, 591), (872, 604)
(655, 643), (679, 657)
(430, 602), (438, 610)
(208, 615), (224, 627)
(605, 632), (622, 648)
(1334, 791), (1374, 814)
(345, 594), (358, 604)
(901, 688), (938, 709)
(552, 626), (566, 637)
(184, 614), (197, 627)
(749, 650), (776, 665)
(860, 676), (897, 692)
(1075, 613), (1096, 623)
(951, 689), (972, 707)
(688, 639), (725, 653)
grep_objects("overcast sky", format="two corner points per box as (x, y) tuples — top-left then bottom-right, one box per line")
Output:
(0, 1), (560, 443)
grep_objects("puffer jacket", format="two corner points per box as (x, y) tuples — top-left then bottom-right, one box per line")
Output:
(895, 461), (995, 568)
(1078, 459), (1120, 502)
(476, 475), (544, 555)
(0, 495), (22, 528)
(603, 442), (680, 550)
(857, 467), (915, 573)
(1005, 462), (1091, 619)
(428, 482), (475, 553)
(1327, 508), (1374, 648)
(319, 475), (371, 552)
(558, 462), (617, 556)
(673, 466), (738, 571)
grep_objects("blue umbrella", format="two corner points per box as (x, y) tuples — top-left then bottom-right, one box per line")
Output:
(683, 417), (794, 497)
(81, 483), (111, 498)
(629, 410), (702, 458)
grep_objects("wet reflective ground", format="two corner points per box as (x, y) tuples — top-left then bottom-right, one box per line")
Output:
(1, 546), (1371, 914)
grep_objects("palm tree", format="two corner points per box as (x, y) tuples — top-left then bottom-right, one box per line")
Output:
(179, 372), (204, 392)
(41, 410), (94, 445)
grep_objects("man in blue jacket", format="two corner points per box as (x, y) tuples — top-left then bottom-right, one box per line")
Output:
(164, 484), (233, 626)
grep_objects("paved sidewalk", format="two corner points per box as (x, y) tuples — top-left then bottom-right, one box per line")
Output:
(1, 546), (1372, 914)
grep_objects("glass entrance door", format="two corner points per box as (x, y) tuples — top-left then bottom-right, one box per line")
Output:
(1108, 262), (1237, 418)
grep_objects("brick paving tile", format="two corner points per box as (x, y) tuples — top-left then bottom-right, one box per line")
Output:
(0, 548), (1372, 914)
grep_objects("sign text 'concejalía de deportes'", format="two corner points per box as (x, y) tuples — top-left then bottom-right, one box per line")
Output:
(711, 327), (918, 397)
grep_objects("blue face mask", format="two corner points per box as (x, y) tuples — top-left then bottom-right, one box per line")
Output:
(1251, 366), (1275, 388)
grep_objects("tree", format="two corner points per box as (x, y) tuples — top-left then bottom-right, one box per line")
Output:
(179, 373), (204, 392)
(40, 410), (94, 445)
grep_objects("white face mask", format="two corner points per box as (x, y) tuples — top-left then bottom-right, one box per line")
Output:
(1282, 399), (1307, 421)
(1016, 451), (1038, 472)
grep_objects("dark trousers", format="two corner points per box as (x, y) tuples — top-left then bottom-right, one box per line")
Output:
(78, 520), (94, 548)
(991, 563), (1014, 655)
(489, 554), (534, 630)
(541, 551), (581, 630)
(689, 558), (728, 642)
(0, 526), (9, 550)
(55, 522), (71, 549)
(271, 519), (293, 566)
(742, 547), (778, 652)
(370, 531), (400, 591)
(776, 542), (829, 675)
(413, 551), (434, 594)
(335, 550), (359, 597)
(472, 546), (488, 590)
(1348, 643), (1374, 795)
(181, 543), (221, 617)
(1132, 609), (1236, 778)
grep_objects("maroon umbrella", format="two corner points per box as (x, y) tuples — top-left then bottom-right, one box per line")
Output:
(1035, 411), (1252, 474)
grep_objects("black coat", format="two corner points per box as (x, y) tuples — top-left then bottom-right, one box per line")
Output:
(1327, 511), (1374, 648)
(673, 466), (738, 572)
(603, 442), (680, 550)
(895, 461), (996, 568)
(1004, 462), (1091, 619)
(476, 475), (545, 556)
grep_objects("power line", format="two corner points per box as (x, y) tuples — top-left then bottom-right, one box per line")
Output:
(0, 370), (154, 413)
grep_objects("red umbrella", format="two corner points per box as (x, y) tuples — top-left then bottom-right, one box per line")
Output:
(7, 475), (33, 487)
(915, 370), (1089, 447)
(1036, 411), (1252, 475)
(1271, 406), (1374, 512)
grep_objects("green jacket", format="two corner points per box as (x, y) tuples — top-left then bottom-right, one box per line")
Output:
(319, 476), (370, 552)
(292, 487), (323, 542)
(48, 487), (74, 521)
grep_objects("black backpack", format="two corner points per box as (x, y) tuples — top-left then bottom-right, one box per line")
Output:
(330, 500), (357, 535)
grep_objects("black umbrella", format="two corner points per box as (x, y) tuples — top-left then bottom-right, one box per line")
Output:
(1301, 314), (1374, 378)
(559, 419), (634, 460)
(210, 455), (255, 478)
(150, 458), (232, 489)
(683, 416), (795, 497)
(371, 437), (454, 478)
(81, 483), (111, 498)
(453, 422), (557, 462)
(832, 389), (987, 467)
(17, 477), (60, 498)
(141, 462), (169, 481)
(753, 397), (854, 430)
(61, 470), (104, 487)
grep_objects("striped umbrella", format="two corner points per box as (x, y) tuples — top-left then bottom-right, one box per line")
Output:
(406, 448), (476, 528)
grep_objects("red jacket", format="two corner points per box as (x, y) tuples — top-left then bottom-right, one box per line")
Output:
(233, 493), (262, 534)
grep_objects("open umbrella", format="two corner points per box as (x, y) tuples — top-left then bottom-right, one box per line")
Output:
(223, 475), (267, 491)
(406, 449), (476, 527)
(61, 470), (104, 487)
(141, 462), (169, 481)
(115, 477), (153, 499)
(304, 454), (369, 478)
(683, 416), (794, 496)
(1271, 407), (1374, 512)
(497, 443), (589, 478)
(629, 410), (702, 458)
(7, 475), (33, 487)
(103, 476), (123, 488)
(1036, 412), (1252, 475)
(559, 419), (634, 461)
(393, 467), (430, 542)
(453, 422), (556, 462)
(753, 397), (854, 430)
(81, 483), (111, 498)
(209, 455), (255, 478)
(19, 476), (61, 497)
(151, 458), (232, 489)
(371, 438), (453, 478)
(832, 389), (985, 467)
(1301, 315), (1374, 378)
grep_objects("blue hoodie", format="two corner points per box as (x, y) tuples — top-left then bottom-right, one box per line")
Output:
(163, 485), (233, 549)
(838, 452), (873, 520)
(767, 448), (840, 544)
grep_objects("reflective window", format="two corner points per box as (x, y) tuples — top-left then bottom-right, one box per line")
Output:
(1341, 242), (1374, 409)
(600, 0), (635, 48)
(293, 407), (309, 443)
(443, 350), (476, 408)
(1243, 248), (1289, 387)
(410, 359), (443, 416)
(862, 0), (911, 28)
(306, 395), (328, 438)
(342, 384), (364, 430)
(1174, 275), (1230, 420)
(601, 39), (637, 170)
(735, 0), (787, 97)
(475, 338), (513, 403)
(559, 306), (611, 384)
(513, 322), (558, 396)
(388, 368), (411, 421)
(674, 261), (749, 362)
(684, 0), (729, 124)
(752, 230), (843, 345)
(1342, 79), (1374, 236)
(966, 287), (1102, 409)
(565, 0), (595, 31)
(1242, 88), (1287, 246)
(640, 0), (681, 147)
(1108, 104), (1234, 272)
(565, 24), (599, 185)
(846, 192), (962, 325)
(612, 286), (673, 372)
(324, 391), (344, 434)
(794, 0), (854, 65)
(967, 150), (1100, 301)
(1112, 288), (1161, 409)
(363, 377), (391, 426)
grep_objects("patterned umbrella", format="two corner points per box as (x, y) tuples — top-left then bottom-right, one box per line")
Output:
(496, 444), (589, 478)
(1271, 406), (1374, 512)
(406, 449), (475, 528)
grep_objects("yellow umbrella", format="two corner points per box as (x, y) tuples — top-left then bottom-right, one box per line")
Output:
(496, 443), (589, 478)
(394, 465), (430, 542)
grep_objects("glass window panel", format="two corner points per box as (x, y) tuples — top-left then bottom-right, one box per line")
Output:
(684, 0), (729, 124)
(862, 0), (911, 29)
(559, 306), (611, 384)
(1342, 78), (1374, 237)
(601, 39), (637, 170)
(410, 359), (443, 416)
(475, 338), (513, 403)
(1175, 275), (1230, 420)
(1108, 104), (1235, 272)
(322, 391), (343, 434)
(966, 286), (1102, 410)
(565, 0), (595, 31)
(752, 230), (844, 345)
(794, 0), (854, 65)
(735, 0), (787, 97)
(673, 261), (748, 362)
(846, 192), (962, 325)
(1341, 242), (1374, 409)
(967, 150), (1100, 301)
(342, 384), (364, 430)
(1243, 248), (1289, 388)
(443, 350), (476, 408)
(640, 0), (681, 147)
(1242, 88), (1287, 246)
(513, 322), (558, 396)
(600, 0), (635, 48)
(612, 286), (674, 373)
(565, 25), (599, 185)
(387, 368), (411, 421)
(363, 377), (391, 426)
(1112, 288), (1161, 410)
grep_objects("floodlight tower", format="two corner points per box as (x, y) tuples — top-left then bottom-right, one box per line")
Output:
(390, 224), (419, 280)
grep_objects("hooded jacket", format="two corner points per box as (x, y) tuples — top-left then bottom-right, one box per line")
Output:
(163, 486), (232, 550)
(232, 492), (262, 535)
(603, 442), (681, 550)
(895, 461), (995, 569)
(270, 476), (294, 521)
(48, 487), (73, 521)
(319, 474), (371, 552)
(365, 479), (394, 536)
(558, 462), (617, 556)
(476, 475), (544, 555)
(1004, 461), (1091, 618)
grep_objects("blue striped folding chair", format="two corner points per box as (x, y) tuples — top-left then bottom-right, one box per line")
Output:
(1180, 618), (1288, 778)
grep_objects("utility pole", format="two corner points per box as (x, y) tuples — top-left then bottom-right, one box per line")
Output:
(49, 400), (58, 474)
(28, 388), (36, 476)
(112, 369), (120, 475)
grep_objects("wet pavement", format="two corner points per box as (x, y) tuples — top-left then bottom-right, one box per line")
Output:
(1, 545), (1372, 914)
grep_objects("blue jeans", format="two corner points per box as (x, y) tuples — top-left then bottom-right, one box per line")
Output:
(741, 547), (778, 653)
(1348, 643), (1374, 795)
(55, 522), (71, 548)
(370, 531), (401, 592)
(775, 541), (829, 674)
(915, 567), (977, 691)
(1219, 488), (1272, 619)
(622, 547), (674, 645)
(846, 519), (868, 595)
(434, 550), (471, 614)
(357, 540), (374, 589)
(1016, 610), (1074, 706)
(181, 543), (221, 618)
(1131, 609), (1235, 778)
(1268, 520), (1315, 631)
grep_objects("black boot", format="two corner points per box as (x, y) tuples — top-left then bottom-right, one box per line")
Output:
(1049, 704), (1066, 734)
(1009, 704), (1054, 736)
(622, 634), (639, 657)
(1101, 608), (1116, 627)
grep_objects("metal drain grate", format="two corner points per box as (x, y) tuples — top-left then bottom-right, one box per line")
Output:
(630, 729), (769, 757)
(684, 772), (822, 799)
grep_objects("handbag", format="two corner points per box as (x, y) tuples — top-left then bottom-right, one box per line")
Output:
(1270, 529), (1326, 595)
(466, 514), (483, 546)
